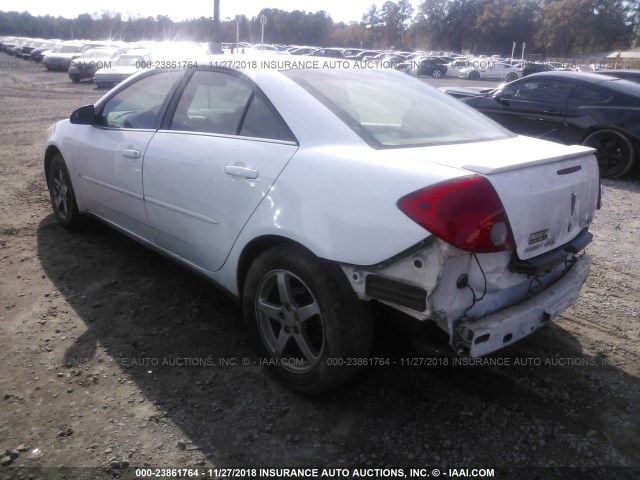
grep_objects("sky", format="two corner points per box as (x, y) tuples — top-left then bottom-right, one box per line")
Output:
(0, 1), (405, 24)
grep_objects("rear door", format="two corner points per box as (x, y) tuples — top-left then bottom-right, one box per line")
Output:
(142, 69), (298, 272)
(563, 84), (620, 143)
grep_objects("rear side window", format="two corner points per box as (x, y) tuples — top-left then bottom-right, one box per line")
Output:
(569, 85), (613, 104)
(171, 70), (252, 135)
(170, 70), (295, 141)
(239, 93), (295, 141)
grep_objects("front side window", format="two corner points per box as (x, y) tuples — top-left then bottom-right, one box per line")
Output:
(98, 70), (183, 129)
(502, 79), (575, 102)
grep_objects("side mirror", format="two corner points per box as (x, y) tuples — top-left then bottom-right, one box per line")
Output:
(70, 104), (96, 125)
(493, 92), (510, 106)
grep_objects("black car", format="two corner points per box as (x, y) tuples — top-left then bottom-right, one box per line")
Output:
(460, 71), (640, 178)
(29, 42), (60, 62)
(522, 62), (554, 77)
(399, 56), (448, 78)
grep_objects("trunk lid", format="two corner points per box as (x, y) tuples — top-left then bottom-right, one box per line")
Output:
(484, 150), (599, 260)
(442, 136), (599, 261)
(382, 135), (600, 260)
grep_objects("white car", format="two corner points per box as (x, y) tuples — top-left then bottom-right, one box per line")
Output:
(443, 57), (473, 77)
(93, 52), (153, 89)
(44, 57), (599, 393)
(68, 47), (122, 83)
(460, 61), (523, 82)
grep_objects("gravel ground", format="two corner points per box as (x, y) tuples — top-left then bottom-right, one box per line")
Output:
(0, 54), (639, 480)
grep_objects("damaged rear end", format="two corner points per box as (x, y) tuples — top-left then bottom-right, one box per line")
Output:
(342, 141), (600, 357)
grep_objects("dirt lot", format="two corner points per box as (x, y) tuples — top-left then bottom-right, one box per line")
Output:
(0, 53), (639, 480)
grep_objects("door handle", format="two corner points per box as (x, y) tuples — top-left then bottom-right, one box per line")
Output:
(542, 110), (561, 115)
(120, 148), (141, 158)
(224, 164), (259, 179)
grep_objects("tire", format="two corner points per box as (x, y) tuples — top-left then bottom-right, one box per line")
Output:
(582, 129), (635, 178)
(506, 72), (518, 82)
(242, 245), (373, 394)
(468, 70), (480, 80)
(70, 76), (80, 83)
(432, 68), (444, 79)
(47, 153), (81, 229)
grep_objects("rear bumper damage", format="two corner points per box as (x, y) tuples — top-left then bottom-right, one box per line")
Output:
(341, 238), (592, 358)
(454, 253), (591, 357)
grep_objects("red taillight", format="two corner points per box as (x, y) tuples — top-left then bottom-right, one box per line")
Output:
(397, 175), (515, 253)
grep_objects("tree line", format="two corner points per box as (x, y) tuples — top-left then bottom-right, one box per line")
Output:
(412, 0), (635, 57)
(1, 1), (639, 57)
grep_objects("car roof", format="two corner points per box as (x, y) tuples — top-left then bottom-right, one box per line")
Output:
(518, 70), (640, 96)
(525, 71), (623, 83)
(593, 69), (640, 75)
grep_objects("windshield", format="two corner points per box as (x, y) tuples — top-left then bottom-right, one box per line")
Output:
(283, 68), (511, 148)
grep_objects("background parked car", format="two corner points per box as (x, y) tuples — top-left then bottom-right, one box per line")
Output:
(93, 52), (153, 89)
(352, 50), (383, 62)
(367, 52), (407, 67)
(460, 71), (640, 178)
(522, 62), (555, 76)
(459, 61), (523, 82)
(289, 46), (317, 55)
(441, 57), (471, 77)
(399, 56), (448, 78)
(1, 37), (22, 53)
(7, 38), (31, 56)
(43, 41), (85, 71)
(68, 47), (122, 83)
(342, 48), (366, 58)
(16, 39), (46, 59)
(308, 48), (346, 58)
(29, 40), (60, 62)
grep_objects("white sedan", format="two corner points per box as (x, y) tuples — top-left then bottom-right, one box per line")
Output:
(459, 61), (523, 82)
(44, 56), (600, 393)
(93, 52), (153, 89)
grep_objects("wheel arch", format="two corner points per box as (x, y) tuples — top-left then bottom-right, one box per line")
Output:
(581, 124), (639, 177)
(468, 70), (481, 80)
(581, 124), (640, 149)
(43, 145), (62, 183)
(236, 235), (316, 301)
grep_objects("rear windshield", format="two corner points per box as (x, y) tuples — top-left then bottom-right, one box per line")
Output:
(604, 77), (640, 97)
(82, 48), (114, 57)
(283, 68), (511, 148)
(56, 45), (82, 53)
(115, 55), (145, 66)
